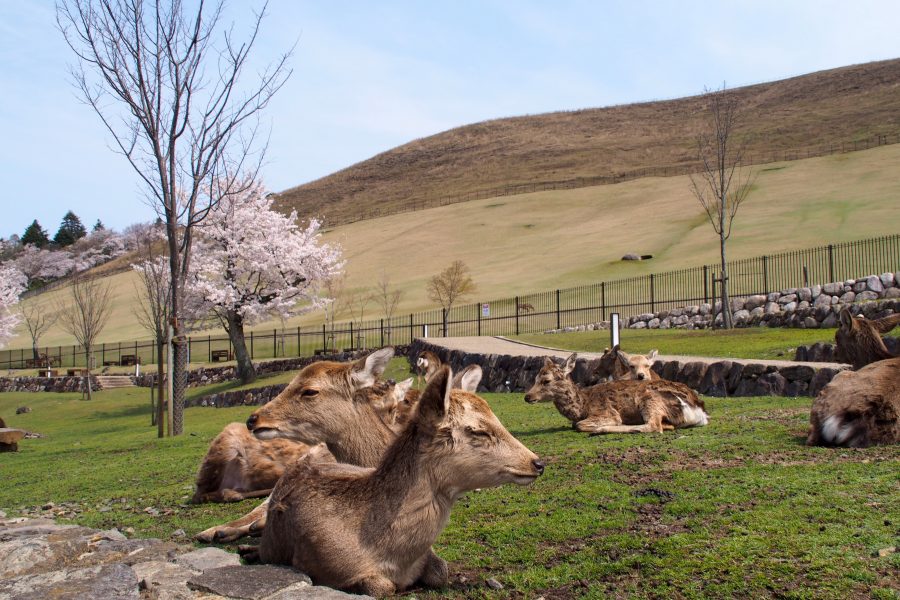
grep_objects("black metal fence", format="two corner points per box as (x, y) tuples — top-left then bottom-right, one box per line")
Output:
(2, 234), (898, 371)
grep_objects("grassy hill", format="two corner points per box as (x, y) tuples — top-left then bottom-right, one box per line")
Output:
(275, 59), (900, 226)
(8, 143), (900, 350)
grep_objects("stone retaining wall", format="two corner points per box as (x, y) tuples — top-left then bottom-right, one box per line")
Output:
(408, 339), (845, 398)
(0, 375), (100, 393)
(795, 337), (899, 362)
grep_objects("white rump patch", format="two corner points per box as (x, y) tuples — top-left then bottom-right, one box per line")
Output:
(821, 415), (853, 444)
(678, 398), (709, 427)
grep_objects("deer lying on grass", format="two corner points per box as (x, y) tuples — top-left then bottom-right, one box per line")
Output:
(195, 351), (484, 543)
(192, 423), (310, 503)
(415, 350), (442, 387)
(193, 378), (411, 504)
(525, 354), (708, 434)
(386, 364), (483, 430)
(807, 356), (900, 448)
(835, 308), (900, 370)
(595, 345), (660, 381)
(259, 366), (544, 597)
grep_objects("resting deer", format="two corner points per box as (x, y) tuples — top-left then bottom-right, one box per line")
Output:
(524, 354), (708, 434)
(807, 356), (900, 447)
(415, 350), (443, 387)
(193, 379), (410, 504)
(835, 308), (900, 370)
(388, 364), (483, 430)
(196, 352), (484, 543)
(259, 366), (544, 597)
(595, 345), (660, 381)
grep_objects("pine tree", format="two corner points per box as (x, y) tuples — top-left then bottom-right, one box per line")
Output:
(22, 220), (50, 248)
(53, 211), (87, 247)
(93, 219), (105, 232)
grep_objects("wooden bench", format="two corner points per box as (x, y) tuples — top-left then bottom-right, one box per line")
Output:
(314, 348), (338, 356)
(67, 368), (89, 377)
(103, 360), (119, 367)
(120, 354), (138, 366)
(210, 350), (232, 362)
(0, 428), (26, 452)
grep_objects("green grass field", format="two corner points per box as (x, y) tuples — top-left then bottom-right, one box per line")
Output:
(515, 326), (900, 361)
(7, 143), (900, 352)
(1, 358), (897, 598)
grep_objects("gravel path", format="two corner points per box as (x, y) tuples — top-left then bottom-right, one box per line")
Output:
(421, 336), (848, 370)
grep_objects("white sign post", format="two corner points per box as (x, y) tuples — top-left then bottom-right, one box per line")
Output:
(482, 303), (490, 317)
(610, 313), (620, 348)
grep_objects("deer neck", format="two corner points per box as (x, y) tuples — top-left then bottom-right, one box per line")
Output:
(328, 403), (397, 468)
(554, 383), (588, 422)
(364, 424), (458, 560)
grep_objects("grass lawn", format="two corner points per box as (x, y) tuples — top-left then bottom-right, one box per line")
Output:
(515, 326), (900, 361)
(1, 360), (898, 598)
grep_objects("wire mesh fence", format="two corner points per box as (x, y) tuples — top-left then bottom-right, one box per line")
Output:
(2, 234), (898, 371)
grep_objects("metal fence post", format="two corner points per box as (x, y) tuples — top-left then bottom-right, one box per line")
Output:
(250, 331), (254, 359)
(703, 265), (709, 304)
(409, 314), (414, 344)
(556, 289), (561, 330)
(322, 324), (326, 352)
(380, 319), (385, 347)
(650, 274), (655, 313)
(827, 244), (835, 282)
(601, 282), (606, 321)
(515, 296), (520, 336)
(762, 256), (769, 294)
(477, 303), (481, 336)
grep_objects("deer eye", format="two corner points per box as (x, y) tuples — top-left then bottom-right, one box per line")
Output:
(465, 426), (491, 438)
(301, 389), (319, 397)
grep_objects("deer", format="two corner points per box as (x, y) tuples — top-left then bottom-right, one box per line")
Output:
(415, 350), (443, 387)
(517, 302), (535, 313)
(595, 345), (660, 381)
(806, 356), (900, 447)
(835, 308), (900, 370)
(524, 354), (708, 434)
(195, 351), (484, 544)
(386, 364), (483, 430)
(193, 379), (411, 504)
(258, 366), (544, 597)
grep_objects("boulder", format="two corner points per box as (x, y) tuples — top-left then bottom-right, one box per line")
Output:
(885, 288), (900, 299)
(647, 318), (660, 328)
(175, 547), (241, 572)
(839, 291), (856, 304)
(797, 288), (812, 302)
(866, 275), (884, 293)
(782, 301), (797, 313)
(187, 565), (314, 599)
(677, 362), (708, 390)
(810, 368), (842, 396)
(856, 291), (879, 301)
(0, 563), (140, 600)
(822, 282), (842, 295)
(733, 309), (751, 325)
(778, 294), (798, 305)
(781, 365), (815, 382)
(621, 253), (640, 261)
(853, 281), (867, 293)
(700, 361), (732, 397)
(764, 302), (781, 314)
(810, 284), (822, 298)
(803, 317), (819, 329)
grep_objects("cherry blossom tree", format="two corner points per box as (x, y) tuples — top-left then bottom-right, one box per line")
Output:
(188, 180), (342, 383)
(0, 264), (27, 348)
(15, 245), (75, 286)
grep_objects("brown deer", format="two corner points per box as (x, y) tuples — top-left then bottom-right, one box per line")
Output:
(835, 308), (900, 369)
(415, 350), (443, 387)
(389, 364), (483, 430)
(806, 356), (900, 447)
(517, 302), (535, 313)
(524, 354), (708, 434)
(258, 366), (544, 597)
(195, 347), (397, 543)
(595, 345), (660, 381)
(195, 351), (484, 543)
(192, 423), (310, 503)
(193, 378), (410, 504)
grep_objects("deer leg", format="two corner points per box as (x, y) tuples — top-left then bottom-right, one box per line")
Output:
(417, 549), (449, 588)
(587, 424), (656, 435)
(355, 574), (396, 597)
(221, 488), (274, 502)
(194, 498), (269, 543)
(237, 544), (261, 563)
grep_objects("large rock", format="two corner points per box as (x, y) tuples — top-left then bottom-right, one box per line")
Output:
(780, 365), (815, 382)
(187, 565), (313, 599)
(797, 288), (812, 303)
(677, 362), (708, 390)
(131, 560), (196, 600)
(175, 547), (241, 572)
(810, 367), (842, 396)
(822, 282), (842, 296)
(866, 275), (885, 293)
(733, 309), (751, 325)
(856, 291), (879, 301)
(700, 361), (732, 397)
(0, 563), (139, 600)
(883, 272), (896, 288)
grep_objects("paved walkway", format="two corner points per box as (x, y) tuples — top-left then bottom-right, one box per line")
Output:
(421, 336), (848, 370)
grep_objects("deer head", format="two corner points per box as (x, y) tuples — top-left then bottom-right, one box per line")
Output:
(246, 347), (394, 445)
(524, 354), (578, 404)
(615, 348), (658, 381)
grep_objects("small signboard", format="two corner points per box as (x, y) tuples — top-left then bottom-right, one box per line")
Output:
(481, 303), (490, 317)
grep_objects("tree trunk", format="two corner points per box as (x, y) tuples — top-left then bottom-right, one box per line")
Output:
(168, 228), (185, 436)
(84, 346), (93, 401)
(156, 340), (165, 438)
(32, 345), (40, 361)
(225, 310), (257, 384)
(442, 308), (449, 337)
(719, 233), (734, 329)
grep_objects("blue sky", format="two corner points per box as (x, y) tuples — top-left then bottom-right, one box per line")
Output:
(2, 1), (900, 238)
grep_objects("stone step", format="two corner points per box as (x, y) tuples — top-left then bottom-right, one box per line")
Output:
(96, 376), (136, 390)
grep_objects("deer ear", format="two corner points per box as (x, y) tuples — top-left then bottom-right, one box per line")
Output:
(418, 365), (451, 422)
(564, 353), (577, 376)
(351, 347), (394, 389)
(396, 377), (414, 395)
(454, 364), (482, 392)
(647, 349), (658, 360)
(839, 308), (853, 329)
(612, 344), (620, 352)
(616, 350), (630, 368)
(543, 356), (555, 368)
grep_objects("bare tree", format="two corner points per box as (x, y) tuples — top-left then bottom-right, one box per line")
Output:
(20, 304), (59, 363)
(346, 289), (371, 350)
(321, 274), (348, 353)
(689, 84), (755, 329)
(57, 0), (292, 433)
(133, 246), (170, 437)
(426, 260), (476, 336)
(374, 269), (403, 344)
(56, 274), (113, 400)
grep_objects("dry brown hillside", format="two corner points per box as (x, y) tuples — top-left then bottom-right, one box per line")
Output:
(275, 58), (900, 225)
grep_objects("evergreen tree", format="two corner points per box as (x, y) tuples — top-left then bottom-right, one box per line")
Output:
(93, 219), (105, 232)
(53, 211), (87, 247)
(21, 220), (49, 248)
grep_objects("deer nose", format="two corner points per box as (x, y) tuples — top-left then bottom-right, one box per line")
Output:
(637, 373), (646, 380)
(524, 393), (534, 403)
(246, 414), (258, 430)
(532, 459), (545, 475)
